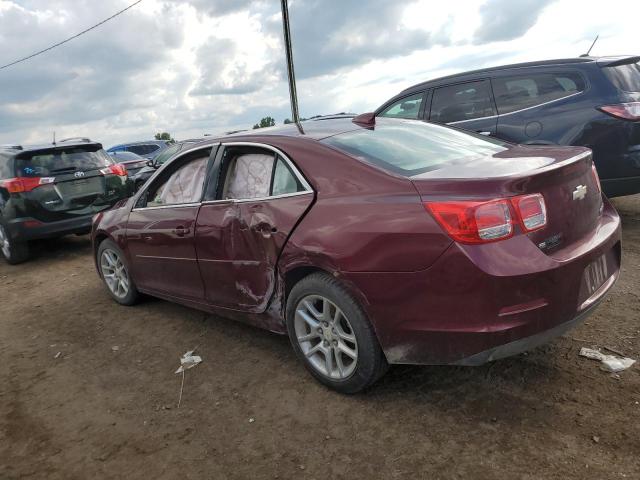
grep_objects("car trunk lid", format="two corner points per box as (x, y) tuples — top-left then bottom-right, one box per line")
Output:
(411, 145), (602, 250)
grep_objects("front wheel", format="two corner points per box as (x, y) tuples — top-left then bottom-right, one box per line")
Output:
(97, 239), (139, 305)
(286, 273), (388, 394)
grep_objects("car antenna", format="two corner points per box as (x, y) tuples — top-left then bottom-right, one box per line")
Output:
(280, 0), (304, 135)
(52, 131), (56, 146)
(580, 34), (599, 57)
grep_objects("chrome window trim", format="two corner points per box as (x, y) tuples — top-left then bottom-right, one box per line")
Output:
(221, 141), (314, 193)
(447, 91), (584, 125)
(201, 190), (313, 206)
(132, 202), (201, 212)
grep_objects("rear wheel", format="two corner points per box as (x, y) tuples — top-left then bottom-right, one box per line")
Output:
(97, 239), (139, 305)
(0, 222), (29, 264)
(286, 273), (388, 393)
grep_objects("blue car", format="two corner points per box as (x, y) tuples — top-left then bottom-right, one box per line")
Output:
(107, 140), (172, 161)
(375, 56), (640, 197)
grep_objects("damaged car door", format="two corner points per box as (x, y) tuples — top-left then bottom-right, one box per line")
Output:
(195, 143), (313, 312)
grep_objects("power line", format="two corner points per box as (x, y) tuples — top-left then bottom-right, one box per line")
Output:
(0, 0), (144, 71)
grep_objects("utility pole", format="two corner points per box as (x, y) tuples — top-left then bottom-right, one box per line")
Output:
(280, 0), (301, 128)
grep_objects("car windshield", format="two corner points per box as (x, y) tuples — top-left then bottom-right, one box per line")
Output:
(321, 119), (508, 176)
(16, 146), (113, 177)
(603, 61), (640, 92)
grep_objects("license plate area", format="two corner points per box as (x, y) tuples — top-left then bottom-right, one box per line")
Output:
(584, 255), (608, 295)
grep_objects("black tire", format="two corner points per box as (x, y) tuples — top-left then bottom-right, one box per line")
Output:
(285, 272), (388, 394)
(0, 221), (29, 265)
(97, 238), (140, 306)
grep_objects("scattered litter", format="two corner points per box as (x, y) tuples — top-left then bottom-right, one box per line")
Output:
(249, 418), (255, 423)
(175, 350), (202, 374)
(54, 351), (61, 359)
(592, 435), (600, 443)
(175, 349), (202, 408)
(602, 345), (625, 357)
(579, 347), (636, 373)
(111, 346), (119, 352)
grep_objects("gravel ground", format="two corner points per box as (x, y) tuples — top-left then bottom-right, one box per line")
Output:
(1, 195), (639, 480)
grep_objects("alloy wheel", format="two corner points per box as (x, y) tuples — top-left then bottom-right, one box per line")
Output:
(0, 225), (10, 259)
(100, 248), (130, 299)
(294, 295), (358, 380)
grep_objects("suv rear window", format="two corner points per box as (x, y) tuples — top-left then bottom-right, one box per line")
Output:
(492, 72), (586, 114)
(15, 146), (113, 177)
(602, 62), (640, 92)
(321, 119), (507, 176)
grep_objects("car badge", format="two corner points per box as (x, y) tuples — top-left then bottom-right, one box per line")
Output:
(572, 184), (587, 200)
(74, 171), (85, 178)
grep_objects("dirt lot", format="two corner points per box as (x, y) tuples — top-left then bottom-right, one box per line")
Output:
(1, 196), (639, 480)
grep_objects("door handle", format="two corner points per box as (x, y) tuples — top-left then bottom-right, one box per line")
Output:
(477, 131), (491, 136)
(251, 222), (276, 234)
(172, 226), (190, 237)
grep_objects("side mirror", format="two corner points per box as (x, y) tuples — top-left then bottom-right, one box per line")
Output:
(146, 159), (154, 168)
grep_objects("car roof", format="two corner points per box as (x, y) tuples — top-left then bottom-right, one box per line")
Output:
(198, 115), (362, 145)
(0, 140), (102, 154)
(392, 55), (639, 97)
(109, 140), (170, 148)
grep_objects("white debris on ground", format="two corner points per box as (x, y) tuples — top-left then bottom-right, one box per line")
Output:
(175, 349), (203, 408)
(175, 350), (202, 374)
(579, 347), (636, 373)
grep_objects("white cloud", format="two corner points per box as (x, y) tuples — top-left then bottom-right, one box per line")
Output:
(0, 0), (638, 147)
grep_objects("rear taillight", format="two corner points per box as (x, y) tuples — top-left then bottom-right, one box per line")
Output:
(591, 163), (602, 194)
(426, 194), (548, 244)
(511, 194), (547, 232)
(100, 164), (127, 176)
(598, 102), (640, 121)
(0, 177), (55, 193)
(426, 199), (514, 244)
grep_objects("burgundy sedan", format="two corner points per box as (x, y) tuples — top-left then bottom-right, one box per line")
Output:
(92, 116), (621, 393)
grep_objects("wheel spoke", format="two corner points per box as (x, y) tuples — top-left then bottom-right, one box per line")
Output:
(338, 341), (357, 360)
(305, 342), (323, 358)
(335, 348), (345, 377)
(303, 299), (322, 320)
(297, 331), (319, 342)
(322, 298), (331, 320)
(297, 309), (320, 329)
(336, 330), (356, 343)
(323, 347), (335, 376)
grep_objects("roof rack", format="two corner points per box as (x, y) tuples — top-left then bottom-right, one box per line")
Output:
(59, 137), (92, 143)
(0, 144), (23, 150)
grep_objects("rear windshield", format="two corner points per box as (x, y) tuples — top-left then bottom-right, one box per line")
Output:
(16, 146), (113, 177)
(603, 62), (640, 92)
(321, 119), (508, 176)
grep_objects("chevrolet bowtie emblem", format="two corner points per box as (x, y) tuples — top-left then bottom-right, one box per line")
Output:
(572, 184), (587, 200)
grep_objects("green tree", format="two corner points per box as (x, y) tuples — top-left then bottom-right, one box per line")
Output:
(252, 116), (276, 129)
(154, 132), (174, 142)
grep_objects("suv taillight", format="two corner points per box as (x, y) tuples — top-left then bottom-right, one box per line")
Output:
(598, 102), (640, 121)
(0, 177), (55, 193)
(426, 194), (548, 244)
(100, 164), (127, 176)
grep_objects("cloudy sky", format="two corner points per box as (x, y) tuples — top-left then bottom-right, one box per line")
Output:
(0, 0), (637, 147)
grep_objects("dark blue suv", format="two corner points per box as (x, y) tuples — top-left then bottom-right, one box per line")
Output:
(375, 56), (640, 197)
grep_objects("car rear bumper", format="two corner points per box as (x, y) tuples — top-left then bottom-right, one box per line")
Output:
(343, 200), (622, 365)
(7, 215), (94, 241)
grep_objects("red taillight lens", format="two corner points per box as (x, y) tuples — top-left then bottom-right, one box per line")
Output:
(591, 163), (602, 194)
(511, 194), (547, 232)
(598, 102), (640, 121)
(426, 199), (514, 244)
(101, 163), (127, 176)
(426, 194), (548, 244)
(0, 177), (55, 193)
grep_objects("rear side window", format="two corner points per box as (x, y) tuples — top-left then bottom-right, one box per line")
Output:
(430, 80), (496, 123)
(492, 72), (586, 114)
(129, 144), (160, 155)
(379, 92), (424, 119)
(322, 119), (508, 176)
(15, 146), (113, 177)
(602, 62), (640, 92)
(0, 154), (12, 179)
